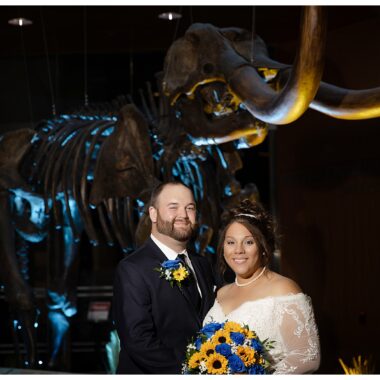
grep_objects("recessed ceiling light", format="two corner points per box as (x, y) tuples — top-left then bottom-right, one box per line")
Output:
(8, 18), (33, 27)
(158, 12), (182, 21)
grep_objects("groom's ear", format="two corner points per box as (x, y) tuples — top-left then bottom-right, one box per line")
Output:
(149, 206), (157, 223)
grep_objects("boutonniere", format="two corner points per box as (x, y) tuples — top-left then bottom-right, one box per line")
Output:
(154, 259), (190, 288)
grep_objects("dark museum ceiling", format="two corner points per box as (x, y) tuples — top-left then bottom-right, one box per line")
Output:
(0, 5), (380, 127)
(1, 5), (380, 56)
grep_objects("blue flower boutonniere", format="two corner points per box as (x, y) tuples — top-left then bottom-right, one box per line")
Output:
(154, 259), (190, 288)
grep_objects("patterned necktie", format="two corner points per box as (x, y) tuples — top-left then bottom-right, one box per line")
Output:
(177, 253), (201, 312)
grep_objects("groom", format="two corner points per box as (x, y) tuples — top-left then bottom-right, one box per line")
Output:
(113, 181), (215, 374)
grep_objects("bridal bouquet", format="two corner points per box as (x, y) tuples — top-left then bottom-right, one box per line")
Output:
(182, 321), (273, 374)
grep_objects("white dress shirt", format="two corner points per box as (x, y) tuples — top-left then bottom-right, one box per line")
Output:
(150, 234), (202, 297)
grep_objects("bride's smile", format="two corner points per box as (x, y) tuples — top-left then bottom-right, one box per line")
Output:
(232, 258), (248, 264)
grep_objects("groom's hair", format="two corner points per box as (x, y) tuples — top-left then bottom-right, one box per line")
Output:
(149, 181), (193, 208)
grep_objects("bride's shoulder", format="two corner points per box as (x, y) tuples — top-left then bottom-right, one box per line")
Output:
(266, 271), (302, 296)
(216, 283), (233, 299)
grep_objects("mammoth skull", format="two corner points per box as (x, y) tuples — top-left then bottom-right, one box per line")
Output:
(163, 6), (380, 137)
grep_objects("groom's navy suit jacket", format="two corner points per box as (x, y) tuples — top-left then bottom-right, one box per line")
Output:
(112, 237), (215, 374)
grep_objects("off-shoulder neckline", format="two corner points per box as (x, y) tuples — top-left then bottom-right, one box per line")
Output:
(215, 292), (309, 317)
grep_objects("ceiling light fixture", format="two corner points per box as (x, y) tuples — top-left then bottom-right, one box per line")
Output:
(8, 18), (33, 27)
(158, 12), (182, 21)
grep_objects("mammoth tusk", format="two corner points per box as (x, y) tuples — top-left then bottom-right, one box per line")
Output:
(189, 126), (268, 147)
(228, 6), (326, 125)
(310, 82), (380, 120)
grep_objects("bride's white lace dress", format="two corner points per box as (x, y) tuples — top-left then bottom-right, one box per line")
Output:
(203, 293), (320, 374)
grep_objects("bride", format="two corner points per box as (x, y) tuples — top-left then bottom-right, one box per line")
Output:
(203, 200), (320, 374)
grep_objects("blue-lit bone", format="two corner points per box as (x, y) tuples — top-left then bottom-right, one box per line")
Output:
(11, 189), (50, 226)
(61, 130), (79, 146)
(48, 310), (70, 362)
(47, 290), (77, 318)
(11, 189), (49, 243)
(215, 146), (228, 169)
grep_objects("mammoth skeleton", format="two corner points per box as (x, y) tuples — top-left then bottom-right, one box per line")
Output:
(0, 91), (255, 369)
(0, 5), (379, 372)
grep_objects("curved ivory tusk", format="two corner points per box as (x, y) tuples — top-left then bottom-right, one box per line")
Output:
(310, 82), (380, 120)
(228, 6), (326, 125)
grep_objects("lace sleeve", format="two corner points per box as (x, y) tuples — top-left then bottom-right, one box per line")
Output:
(273, 294), (320, 374)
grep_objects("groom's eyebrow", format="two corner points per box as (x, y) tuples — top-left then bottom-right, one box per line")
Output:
(166, 202), (196, 209)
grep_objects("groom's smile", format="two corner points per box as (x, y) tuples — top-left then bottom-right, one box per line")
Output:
(156, 212), (195, 242)
(174, 218), (190, 227)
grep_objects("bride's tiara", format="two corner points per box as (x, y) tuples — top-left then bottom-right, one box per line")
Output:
(235, 213), (258, 220)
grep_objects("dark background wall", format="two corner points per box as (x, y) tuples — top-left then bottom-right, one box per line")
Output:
(275, 16), (380, 372)
(0, 5), (379, 373)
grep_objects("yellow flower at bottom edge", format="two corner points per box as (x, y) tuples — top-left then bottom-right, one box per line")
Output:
(206, 353), (228, 374)
(188, 352), (204, 369)
(172, 267), (188, 281)
(237, 346), (256, 366)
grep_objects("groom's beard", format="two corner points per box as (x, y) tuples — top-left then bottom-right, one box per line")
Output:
(156, 212), (196, 242)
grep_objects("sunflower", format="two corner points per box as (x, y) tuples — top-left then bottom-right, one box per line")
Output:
(237, 346), (256, 366)
(188, 352), (205, 369)
(211, 329), (232, 345)
(172, 267), (188, 281)
(223, 321), (243, 333)
(242, 328), (256, 339)
(206, 353), (228, 374)
(200, 341), (217, 357)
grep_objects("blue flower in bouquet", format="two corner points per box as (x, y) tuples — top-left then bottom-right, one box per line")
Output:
(228, 354), (246, 373)
(215, 343), (232, 357)
(230, 331), (245, 345)
(248, 364), (266, 374)
(161, 259), (181, 269)
(252, 338), (263, 353)
(195, 337), (202, 350)
(201, 322), (223, 338)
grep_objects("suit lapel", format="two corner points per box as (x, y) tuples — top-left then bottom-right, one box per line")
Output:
(177, 281), (201, 325)
(175, 276), (202, 326)
(147, 238), (201, 325)
(145, 237), (168, 262)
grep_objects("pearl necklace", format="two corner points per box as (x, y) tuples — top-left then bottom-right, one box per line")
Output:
(235, 266), (266, 287)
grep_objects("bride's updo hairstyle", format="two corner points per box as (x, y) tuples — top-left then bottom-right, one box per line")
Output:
(217, 199), (278, 276)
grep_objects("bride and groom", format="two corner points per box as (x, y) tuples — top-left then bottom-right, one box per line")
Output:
(112, 182), (320, 374)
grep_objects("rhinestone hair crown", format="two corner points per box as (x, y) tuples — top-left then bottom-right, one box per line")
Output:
(235, 213), (258, 219)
